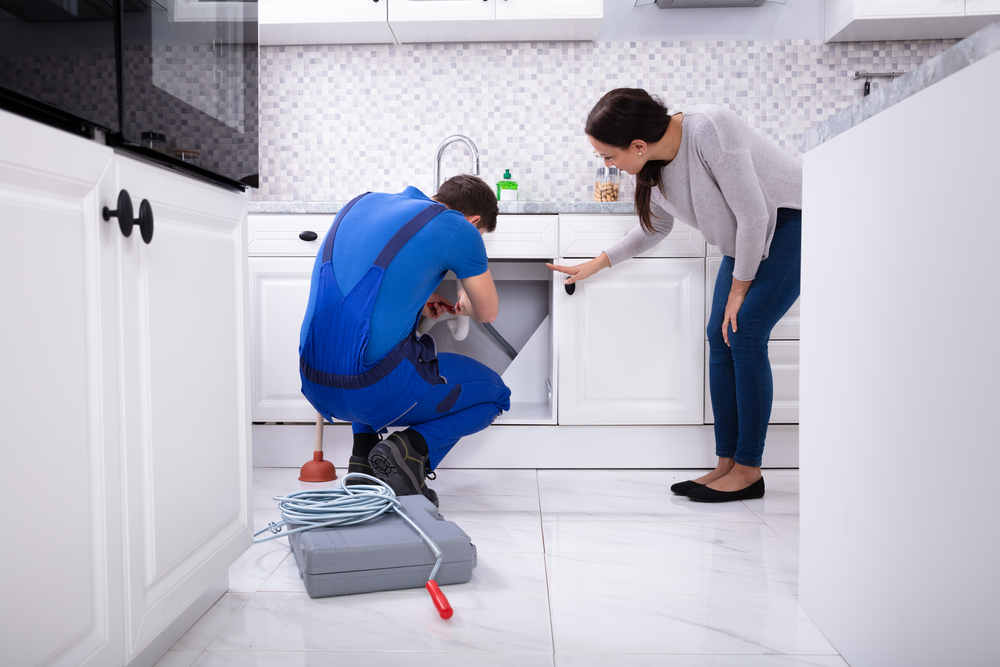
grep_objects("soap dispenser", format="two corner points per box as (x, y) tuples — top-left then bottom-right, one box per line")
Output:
(496, 169), (518, 201)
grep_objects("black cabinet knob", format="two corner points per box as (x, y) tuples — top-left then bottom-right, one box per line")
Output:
(103, 189), (153, 244)
(136, 199), (154, 244)
(565, 282), (576, 296)
(103, 189), (134, 238)
(299, 231), (318, 242)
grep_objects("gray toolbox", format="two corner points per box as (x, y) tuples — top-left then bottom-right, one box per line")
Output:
(287, 493), (478, 598)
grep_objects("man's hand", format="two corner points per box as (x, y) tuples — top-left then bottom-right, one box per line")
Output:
(423, 293), (455, 320)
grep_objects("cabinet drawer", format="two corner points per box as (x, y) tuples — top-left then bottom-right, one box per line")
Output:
(559, 214), (705, 258)
(706, 256), (800, 340)
(249, 214), (332, 256)
(704, 341), (799, 424)
(485, 215), (558, 258)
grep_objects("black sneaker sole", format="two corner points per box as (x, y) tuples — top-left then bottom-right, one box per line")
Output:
(369, 435), (423, 496)
(345, 456), (375, 486)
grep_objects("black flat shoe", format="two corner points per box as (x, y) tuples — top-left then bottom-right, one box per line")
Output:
(670, 480), (705, 496)
(687, 477), (765, 503)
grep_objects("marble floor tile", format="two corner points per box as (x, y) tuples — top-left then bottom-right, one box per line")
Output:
(430, 468), (539, 496)
(208, 591), (553, 653)
(540, 493), (763, 523)
(446, 552), (549, 595)
(259, 551), (549, 596)
(742, 492), (800, 523)
(545, 551), (799, 596)
(436, 493), (542, 522)
(537, 469), (702, 497)
(460, 518), (544, 553)
(171, 592), (253, 651)
(549, 594), (836, 655)
(554, 655), (848, 667)
(192, 652), (555, 667)
(153, 651), (202, 667)
(760, 515), (801, 552)
(542, 521), (796, 556)
(228, 538), (291, 593)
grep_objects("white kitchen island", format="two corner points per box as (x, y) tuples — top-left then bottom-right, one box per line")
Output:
(799, 20), (1000, 667)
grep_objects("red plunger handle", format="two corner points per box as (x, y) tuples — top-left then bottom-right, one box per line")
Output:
(426, 581), (453, 619)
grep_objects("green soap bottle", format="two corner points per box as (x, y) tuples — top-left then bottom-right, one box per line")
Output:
(496, 169), (518, 202)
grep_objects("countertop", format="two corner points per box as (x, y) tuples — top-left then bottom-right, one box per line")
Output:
(803, 20), (1000, 152)
(248, 201), (637, 215)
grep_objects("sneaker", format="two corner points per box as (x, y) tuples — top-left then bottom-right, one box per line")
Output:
(344, 455), (375, 486)
(368, 431), (439, 507)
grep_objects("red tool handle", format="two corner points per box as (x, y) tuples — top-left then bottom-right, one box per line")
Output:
(426, 580), (453, 619)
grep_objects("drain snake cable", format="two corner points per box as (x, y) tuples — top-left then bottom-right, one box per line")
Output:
(252, 473), (453, 619)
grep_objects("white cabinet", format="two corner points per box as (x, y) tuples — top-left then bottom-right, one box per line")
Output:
(486, 214), (558, 259)
(1, 111), (125, 667)
(110, 155), (253, 658)
(249, 256), (328, 422)
(968, 0), (1000, 12)
(703, 341), (800, 425)
(560, 214), (704, 259)
(558, 258), (706, 425)
(826, 0), (1000, 41)
(260, 0), (396, 46)
(261, 0), (602, 45)
(388, 0), (601, 43)
(0, 110), (252, 666)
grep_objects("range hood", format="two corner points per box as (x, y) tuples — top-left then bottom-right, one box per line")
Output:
(647, 0), (766, 8)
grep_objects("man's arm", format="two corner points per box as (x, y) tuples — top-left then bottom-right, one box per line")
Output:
(455, 270), (498, 323)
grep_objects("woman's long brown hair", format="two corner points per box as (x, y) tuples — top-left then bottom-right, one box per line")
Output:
(585, 88), (671, 234)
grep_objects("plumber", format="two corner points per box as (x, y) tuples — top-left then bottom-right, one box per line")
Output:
(299, 175), (511, 506)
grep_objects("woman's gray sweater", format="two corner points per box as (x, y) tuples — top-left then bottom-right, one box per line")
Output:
(603, 104), (802, 282)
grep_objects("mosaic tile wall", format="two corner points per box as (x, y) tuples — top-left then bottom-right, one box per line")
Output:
(258, 39), (957, 202)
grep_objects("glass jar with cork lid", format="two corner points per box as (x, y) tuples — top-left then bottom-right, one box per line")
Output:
(593, 152), (620, 202)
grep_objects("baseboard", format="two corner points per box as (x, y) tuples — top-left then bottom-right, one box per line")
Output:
(252, 423), (799, 469)
(125, 571), (228, 667)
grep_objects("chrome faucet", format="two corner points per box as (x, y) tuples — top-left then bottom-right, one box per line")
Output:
(433, 135), (480, 193)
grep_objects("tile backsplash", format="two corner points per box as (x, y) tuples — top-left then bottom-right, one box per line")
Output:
(258, 39), (956, 203)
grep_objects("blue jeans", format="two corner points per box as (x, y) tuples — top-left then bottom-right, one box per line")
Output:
(707, 208), (801, 467)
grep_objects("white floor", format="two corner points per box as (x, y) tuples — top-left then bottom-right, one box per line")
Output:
(155, 467), (845, 667)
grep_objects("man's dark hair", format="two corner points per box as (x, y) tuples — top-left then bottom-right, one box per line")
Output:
(433, 174), (499, 233)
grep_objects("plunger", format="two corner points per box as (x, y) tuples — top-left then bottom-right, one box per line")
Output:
(299, 411), (338, 482)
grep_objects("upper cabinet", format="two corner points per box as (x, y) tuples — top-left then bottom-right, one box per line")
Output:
(259, 0), (602, 46)
(826, 0), (1000, 41)
(260, 0), (397, 46)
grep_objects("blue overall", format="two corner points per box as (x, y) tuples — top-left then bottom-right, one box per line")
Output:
(299, 193), (511, 469)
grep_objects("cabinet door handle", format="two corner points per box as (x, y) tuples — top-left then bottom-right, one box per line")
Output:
(103, 190), (154, 244)
(299, 231), (318, 242)
(565, 282), (575, 296)
(136, 199), (154, 244)
(103, 189), (134, 238)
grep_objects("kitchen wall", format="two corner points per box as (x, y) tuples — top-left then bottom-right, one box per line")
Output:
(258, 37), (956, 202)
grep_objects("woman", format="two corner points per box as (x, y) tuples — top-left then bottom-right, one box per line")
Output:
(549, 88), (801, 502)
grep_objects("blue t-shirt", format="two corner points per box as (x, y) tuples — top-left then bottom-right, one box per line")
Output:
(301, 186), (489, 364)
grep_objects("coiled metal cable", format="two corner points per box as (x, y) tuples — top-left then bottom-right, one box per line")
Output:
(252, 473), (446, 583)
